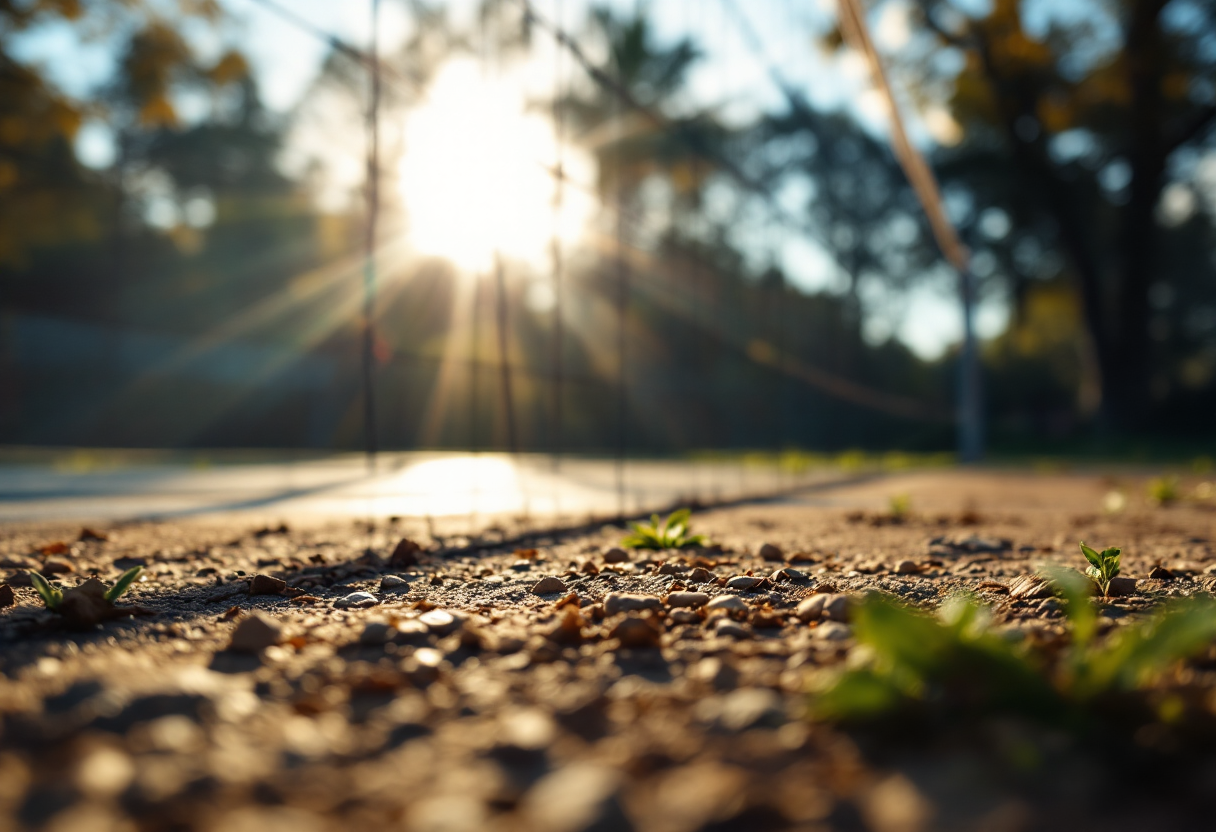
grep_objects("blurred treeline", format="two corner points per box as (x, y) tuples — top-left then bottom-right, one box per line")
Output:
(0, 0), (1213, 454)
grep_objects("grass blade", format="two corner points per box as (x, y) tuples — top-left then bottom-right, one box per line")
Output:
(28, 571), (61, 611)
(103, 566), (143, 602)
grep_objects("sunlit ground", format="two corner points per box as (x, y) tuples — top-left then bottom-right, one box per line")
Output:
(0, 452), (833, 525)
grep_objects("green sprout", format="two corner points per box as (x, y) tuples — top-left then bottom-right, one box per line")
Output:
(28, 566), (142, 613)
(1079, 542), (1120, 597)
(888, 493), (911, 519)
(29, 571), (63, 611)
(810, 588), (1216, 728)
(1147, 475), (1180, 506)
(104, 566), (144, 602)
(621, 508), (706, 550)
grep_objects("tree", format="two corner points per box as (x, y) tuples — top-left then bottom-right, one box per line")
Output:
(909, 0), (1216, 430)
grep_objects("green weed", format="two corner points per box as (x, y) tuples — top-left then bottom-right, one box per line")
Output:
(29, 571), (63, 611)
(621, 508), (706, 550)
(28, 566), (142, 613)
(1148, 475), (1180, 506)
(104, 566), (143, 602)
(888, 493), (911, 519)
(1080, 542), (1121, 597)
(810, 583), (1216, 729)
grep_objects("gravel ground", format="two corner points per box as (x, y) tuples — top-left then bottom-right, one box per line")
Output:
(2, 469), (1215, 832)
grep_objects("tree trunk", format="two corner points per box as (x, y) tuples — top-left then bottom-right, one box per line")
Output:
(1100, 0), (1168, 430)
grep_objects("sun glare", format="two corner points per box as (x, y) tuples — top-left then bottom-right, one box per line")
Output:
(399, 59), (593, 273)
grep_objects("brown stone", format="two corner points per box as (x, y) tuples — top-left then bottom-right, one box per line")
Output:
(389, 538), (423, 567)
(249, 574), (287, 595)
(610, 615), (660, 648)
(759, 542), (784, 562)
(666, 591), (710, 608)
(228, 613), (282, 652)
(531, 576), (568, 595)
(602, 547), (630, 564)
(0, 584), (14, 608)
(603, 592), (661, 615)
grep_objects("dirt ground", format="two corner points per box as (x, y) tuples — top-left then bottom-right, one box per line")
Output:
(2, 468), (1215, 832)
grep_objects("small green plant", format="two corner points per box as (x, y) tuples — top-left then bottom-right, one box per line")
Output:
(104, 565), (143, 602)
(1147, 475), (1180, 506)
(29, 571), (63, 611)
(28, 566), (142, 613)
(1079, 542), (1120, 597)
(811, 586), (1216, 728)
(888, 493), (911, 519)
(621, 508), (706, 550)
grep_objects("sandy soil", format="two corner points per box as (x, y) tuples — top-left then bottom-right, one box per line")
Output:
(2, 468), (1215, 832)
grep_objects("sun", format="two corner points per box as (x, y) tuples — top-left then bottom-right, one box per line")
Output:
(398, 58), (592, 273)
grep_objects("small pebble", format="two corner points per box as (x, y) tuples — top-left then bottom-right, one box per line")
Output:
(360, 621), (394, 645)
(419, 609), (465, 635)
(334, 591), (379, 609)
(531, 576), (567, 595)
(759, 542), (785, 562)
(0, 584), (14, 608)
(249, 574), (286, 595)
(706, 596), (748, 613)
(611, 616), (660, 648)
(602, 547), (630, 564)
(823, 595), (850, 621)
(228, 613), (282, 652)
(666, 591), (710, 608)
(795, 593), (850, 622)
(713, 619), (752, 639)
(718, 687), (783, 730)
(893, 560), (919, 575)
(668, 609), (700, 624)
(521, 764), (626, 832)
(692, 657), (740, 690)
(726, 575), (763, 590)
(814, 621), (851, 640)
(603, 592), (661, 615)
(795, 595), (826, 622)
(686, 567), (715, 583)
(380, 575), (409, 591)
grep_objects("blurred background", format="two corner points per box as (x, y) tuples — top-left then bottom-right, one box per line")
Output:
(2, 0), (1215, 462)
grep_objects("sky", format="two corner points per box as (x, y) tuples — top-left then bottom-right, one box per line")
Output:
(11, 0), (1010, 360)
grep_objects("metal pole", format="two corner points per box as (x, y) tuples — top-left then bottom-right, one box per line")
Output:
(613, 106), (627, 518)
(495, 251), (519, 454)
(361, 0), (381, 469)
(958, 269), (983, 461)
(836, 0), (983, 462)
(551, 12), (565, 472)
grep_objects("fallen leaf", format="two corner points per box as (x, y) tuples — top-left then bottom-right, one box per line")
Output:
(390, 538), (423, 567)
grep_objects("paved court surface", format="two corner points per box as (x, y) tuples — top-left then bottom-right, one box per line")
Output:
(0, 451), (842, 526)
